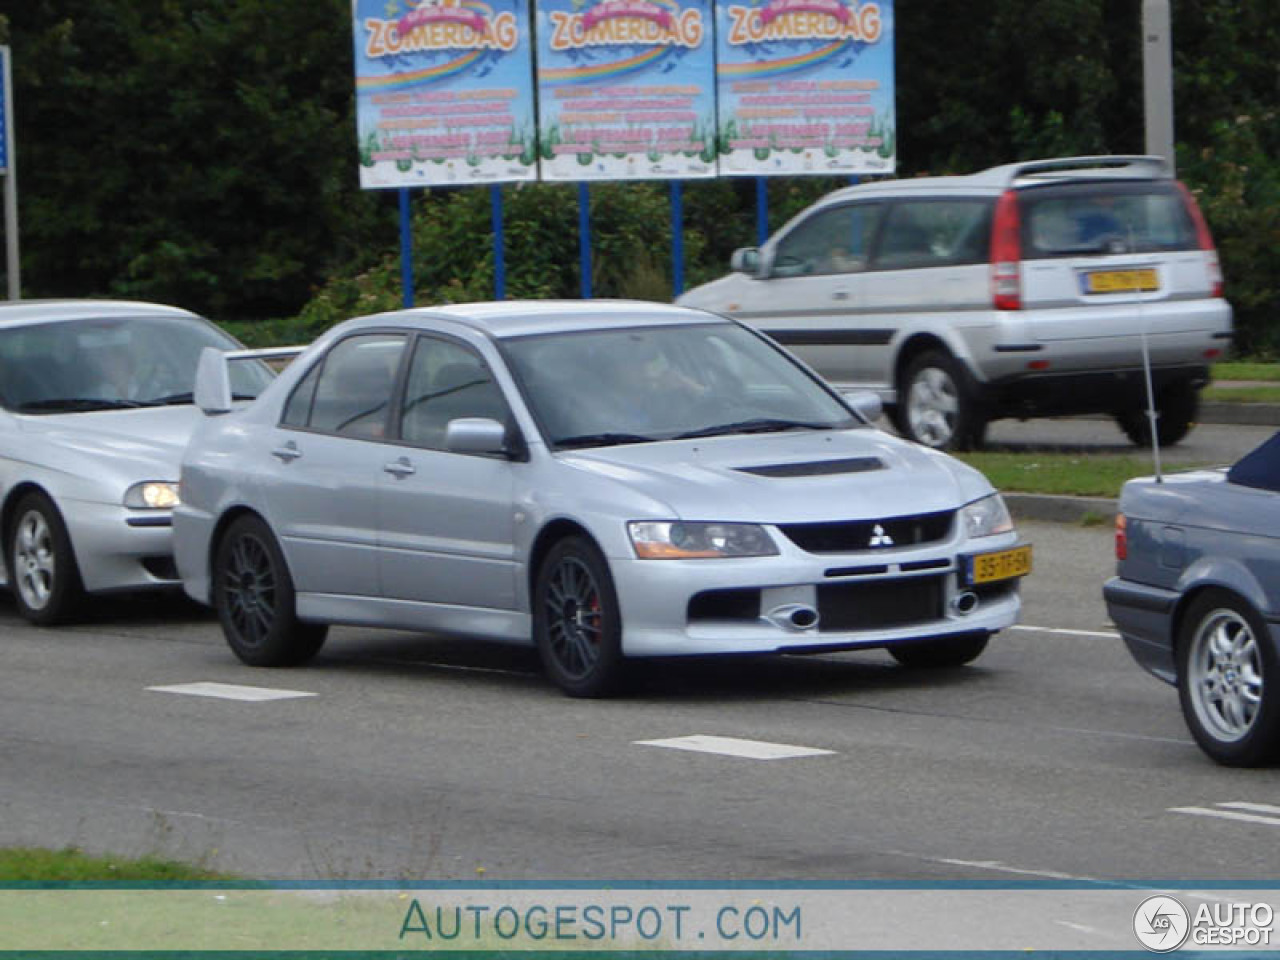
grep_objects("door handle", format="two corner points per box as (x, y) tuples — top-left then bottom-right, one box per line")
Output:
(831, 290), (851, 302)
(272, 442), (302, 463)
(384, 457), (415, 478)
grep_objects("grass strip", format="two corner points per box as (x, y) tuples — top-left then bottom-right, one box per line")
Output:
(954, 452), (1210, 499)
(1203, 384), (1280, 404)
(1213, 361), (1280, 382)
(0, 846), (224, 881)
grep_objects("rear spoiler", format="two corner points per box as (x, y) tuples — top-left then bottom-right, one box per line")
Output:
(194, 345), (306, 415)
(971, 155), (1173, 187)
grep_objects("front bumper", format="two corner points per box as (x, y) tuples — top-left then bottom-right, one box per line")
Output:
(1103, 575), (1179, 684)
(608, 533), (1025, 658)
(55, 499), (179, 594)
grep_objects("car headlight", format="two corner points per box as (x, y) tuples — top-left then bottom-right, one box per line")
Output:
(960, 494), (1013, 539)
(628, 521), (779, 559)
(124, 481), (181, 509)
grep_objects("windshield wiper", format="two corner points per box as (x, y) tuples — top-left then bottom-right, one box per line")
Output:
(16, 397), (148, 413)
(144, 391), (257, 406)
(673, 418), (833, 440)
(556, 432), (656, 450)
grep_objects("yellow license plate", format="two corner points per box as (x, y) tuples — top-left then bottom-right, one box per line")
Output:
(966, 545), (1033, 585)
(1085, 268), (1159, 294)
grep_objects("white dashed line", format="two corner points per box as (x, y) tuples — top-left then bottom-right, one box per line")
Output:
(147, 681), (317, 702)
(636, 734), (835, 760)
(1169, 802), (1280, 827)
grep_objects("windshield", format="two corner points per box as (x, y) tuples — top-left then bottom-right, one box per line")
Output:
(0, 313), (274, 414)
(502, 322), (857, 449)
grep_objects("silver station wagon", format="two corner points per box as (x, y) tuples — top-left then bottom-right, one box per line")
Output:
(175, 301), (1031, 696)
(679, 156), (1232, 451)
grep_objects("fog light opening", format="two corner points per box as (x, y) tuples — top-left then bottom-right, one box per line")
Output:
(952, 591), (979, 616)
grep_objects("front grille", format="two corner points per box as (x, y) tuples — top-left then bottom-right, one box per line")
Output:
(778, 510), (954, 554)
(817, 576), (944, 632)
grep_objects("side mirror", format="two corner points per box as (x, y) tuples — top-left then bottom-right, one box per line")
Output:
(194, 347), (232, 415)
(842, 390), (883, 424)
(730, 247), (762, 276)
(445, 417), (510, 456)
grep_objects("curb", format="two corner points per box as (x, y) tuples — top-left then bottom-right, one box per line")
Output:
(1200, 402), (1280, 426)
(1006, 492), (1117, 525)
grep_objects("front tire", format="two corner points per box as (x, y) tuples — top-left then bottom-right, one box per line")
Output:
(890, 632), (990, 668)
(212, 514), (327, 667)
(1116, 381), (1198, 447)
(895, 350), (984, 451)
(534, 536), (626, 697)
(1177, 590), (1280, 767)
(7, 492), (86, 625)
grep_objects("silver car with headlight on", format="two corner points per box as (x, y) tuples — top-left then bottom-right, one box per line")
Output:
(0, 300), (274, 624)
(175, 301), (1031, 696)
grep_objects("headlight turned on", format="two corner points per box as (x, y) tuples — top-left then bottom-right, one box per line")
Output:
(628, 521), (780, 559)
(124, 481), (181, 510)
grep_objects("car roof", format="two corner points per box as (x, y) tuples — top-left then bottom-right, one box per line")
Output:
(818, 154), (1174, 205)
(0, 299), (201, 329)
(351, 299), (732, 339)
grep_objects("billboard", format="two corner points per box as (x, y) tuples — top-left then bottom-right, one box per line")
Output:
(352, 0), (538, 187)
(535, 0), (716, 181)
(714, 0), (895, 176)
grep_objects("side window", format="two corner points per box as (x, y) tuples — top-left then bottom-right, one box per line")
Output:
(772, 204), (882, 278)
(281, 359), (322, 427)
(399, 337), (509, 450)
(871, 199), (992, 270)
(306, 333), (406, 439)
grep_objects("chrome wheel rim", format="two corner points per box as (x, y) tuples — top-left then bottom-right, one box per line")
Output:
(13, 509), (55, 611)
(222, 534), (277, 648)
(907, 367), (958, 447)
(544, 557), (603, 680)
(1188, 608), (1263, 743)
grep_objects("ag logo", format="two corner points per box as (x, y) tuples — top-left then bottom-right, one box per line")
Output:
(868, 523), (894, 548)
(1134, 895), (1190, 952)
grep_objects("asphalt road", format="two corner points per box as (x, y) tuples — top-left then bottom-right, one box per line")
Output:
(983, 416), (1276, 465)
(2, 512), (1278, 883)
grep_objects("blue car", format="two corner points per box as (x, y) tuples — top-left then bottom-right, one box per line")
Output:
(1105, 433), (1280, 766)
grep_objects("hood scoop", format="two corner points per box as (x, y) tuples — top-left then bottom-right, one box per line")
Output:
(735, 456), (885, 479)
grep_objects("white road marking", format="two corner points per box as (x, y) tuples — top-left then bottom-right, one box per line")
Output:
(932, 857), (1088, 881)
(1218, 801), (1280, 816)
(147, 682), (317, 702)
(1168, 803), (1280, 827)
(635, 734), (834, 760)
(1011, 624), (1121, 639)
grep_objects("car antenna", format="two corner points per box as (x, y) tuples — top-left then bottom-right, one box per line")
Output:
(1133, 224), (1164, 483)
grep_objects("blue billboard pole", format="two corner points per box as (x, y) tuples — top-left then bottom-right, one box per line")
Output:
(491, 185), (506, 300)
(398, 188), (414, 308)
(578, 183), (592, 299)
(1, 45), (19, 301)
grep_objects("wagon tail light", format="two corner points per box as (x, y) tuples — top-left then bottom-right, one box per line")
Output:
(990, 189), (1022, 310)
(1176, 181), (1224, 298)
(1114, 513), (1128, 561)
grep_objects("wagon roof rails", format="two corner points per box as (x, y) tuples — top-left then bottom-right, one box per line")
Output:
(970, 155), (1173, 187)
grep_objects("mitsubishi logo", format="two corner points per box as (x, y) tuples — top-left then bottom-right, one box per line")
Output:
(869, 524), (894, 548)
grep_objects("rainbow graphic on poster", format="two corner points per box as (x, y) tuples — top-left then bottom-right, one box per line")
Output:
(352, 0), (537, 187)
(716, 0), (896, 176)
(535, 0), (716, 181)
